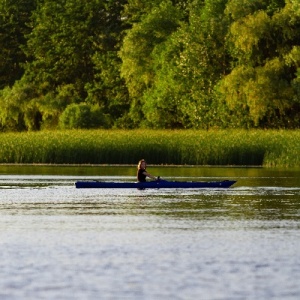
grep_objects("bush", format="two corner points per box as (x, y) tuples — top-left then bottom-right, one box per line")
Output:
(59, 103), (110, 129)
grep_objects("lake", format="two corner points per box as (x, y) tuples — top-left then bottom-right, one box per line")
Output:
(0, 165), (299, 299)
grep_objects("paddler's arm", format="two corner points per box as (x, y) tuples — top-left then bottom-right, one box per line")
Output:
(142, 171), (157, 180)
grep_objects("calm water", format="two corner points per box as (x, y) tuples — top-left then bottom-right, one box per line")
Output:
(0, 166), (299, 299)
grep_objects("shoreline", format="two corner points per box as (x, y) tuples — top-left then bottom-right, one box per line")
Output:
(0, 163), (266, 168)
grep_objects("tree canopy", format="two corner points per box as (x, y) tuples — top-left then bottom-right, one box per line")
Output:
(0, 0), (299, 130)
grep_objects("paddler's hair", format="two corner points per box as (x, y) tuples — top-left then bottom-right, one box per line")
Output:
(137, 159), (146, 169)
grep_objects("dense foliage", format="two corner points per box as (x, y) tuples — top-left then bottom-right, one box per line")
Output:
(0, 0), (299, 130)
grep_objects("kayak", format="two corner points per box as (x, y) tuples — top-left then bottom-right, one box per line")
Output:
(75, 179), (236, 189)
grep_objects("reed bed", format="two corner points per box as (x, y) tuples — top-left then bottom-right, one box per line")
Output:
(0, 129), (299, 167)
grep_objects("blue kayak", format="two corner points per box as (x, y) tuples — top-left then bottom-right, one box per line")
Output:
(75, 179), (236, 189)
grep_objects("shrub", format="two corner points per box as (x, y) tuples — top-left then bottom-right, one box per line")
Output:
(59, 103), (110, 129)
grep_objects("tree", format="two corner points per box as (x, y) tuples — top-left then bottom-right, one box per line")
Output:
(59, 102), (110, 129)
(1, 0), (299, 131)
(1, 0), (130, 130)
(0, 78), (40, 130)
(219, 0), (300, 127)
(0, 0), (37, 89)
(120, 0), (184, 126)
(138, 0), (231, 128)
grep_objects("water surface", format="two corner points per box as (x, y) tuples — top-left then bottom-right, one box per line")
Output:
(0, 166), (299, 299)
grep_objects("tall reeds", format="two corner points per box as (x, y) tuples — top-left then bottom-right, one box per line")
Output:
(0, 129), (299, 166)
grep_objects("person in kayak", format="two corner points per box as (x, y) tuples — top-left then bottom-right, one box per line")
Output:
(137, 159), (157, 182)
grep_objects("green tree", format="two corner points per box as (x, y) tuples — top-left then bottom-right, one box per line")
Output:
(0, 79), (40, 131)
(140, 0), (231, 128)
(85, 49), (130, 128)
(21, 0), (127, 129)
(122, 0), (188, 26)
(0, 0), (37, 89)
(120, 0), (184, 126)
(219, 0), (300, 127)
(59, 103), (110, 129)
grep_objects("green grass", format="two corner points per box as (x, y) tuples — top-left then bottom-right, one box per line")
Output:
(0, 129), (299, 167)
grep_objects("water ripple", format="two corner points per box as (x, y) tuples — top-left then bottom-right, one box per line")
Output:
(0, 174), (300, 299)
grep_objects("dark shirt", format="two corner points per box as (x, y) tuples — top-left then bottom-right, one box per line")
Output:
(137, 168), (146, 182)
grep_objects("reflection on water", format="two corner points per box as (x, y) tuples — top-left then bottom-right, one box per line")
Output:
(0, 175), (299, 223)
(0, 166), (300, 299)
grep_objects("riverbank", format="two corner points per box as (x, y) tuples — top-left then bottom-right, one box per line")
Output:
(0, 129), (299, 167)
